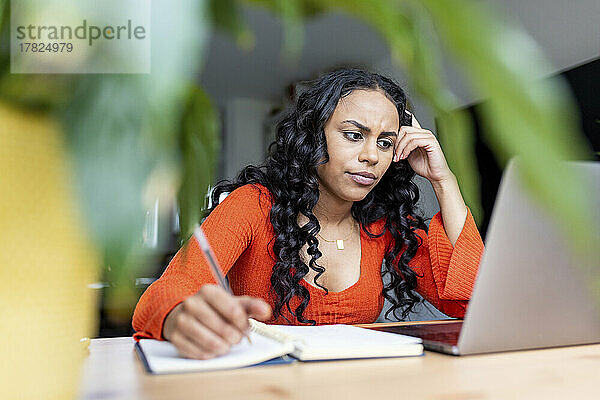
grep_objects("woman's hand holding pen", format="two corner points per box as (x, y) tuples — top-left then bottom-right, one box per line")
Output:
(162, 284), (272, 360)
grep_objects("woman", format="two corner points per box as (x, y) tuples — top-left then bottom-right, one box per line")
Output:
(132, 68), (484, 360)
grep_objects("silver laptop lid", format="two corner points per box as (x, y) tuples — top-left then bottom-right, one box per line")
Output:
(458, 159), (600, 355)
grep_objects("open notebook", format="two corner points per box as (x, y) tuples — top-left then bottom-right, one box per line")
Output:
(135, 320), (423, 374)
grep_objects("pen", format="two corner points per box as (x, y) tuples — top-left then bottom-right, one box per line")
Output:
(192, 225), (253, 345)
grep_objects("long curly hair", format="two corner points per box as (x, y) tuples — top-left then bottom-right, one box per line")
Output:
(207, 68), (428, 324)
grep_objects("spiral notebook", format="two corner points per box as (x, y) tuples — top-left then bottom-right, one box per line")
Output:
(135, 320), (423, 374)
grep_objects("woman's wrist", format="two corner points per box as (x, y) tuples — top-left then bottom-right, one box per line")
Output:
(162, 302), (184, 341)
(430, 173), (467, 246)
(430, 172), (457, 193)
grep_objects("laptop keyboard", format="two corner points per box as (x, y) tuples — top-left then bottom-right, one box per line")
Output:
(368, 321), (463, 346)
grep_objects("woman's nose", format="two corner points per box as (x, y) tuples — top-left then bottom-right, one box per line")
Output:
(358, 140), (379, 165)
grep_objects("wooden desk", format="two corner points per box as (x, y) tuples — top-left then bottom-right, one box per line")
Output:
(79, 322), (600, 400)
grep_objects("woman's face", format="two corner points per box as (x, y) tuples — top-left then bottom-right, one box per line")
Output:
(317, 89), (399, 203)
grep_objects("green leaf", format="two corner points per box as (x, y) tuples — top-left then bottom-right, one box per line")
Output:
(278, 0), (304, 64)
(62, 75), (150, 271)
(400, 2), (482, 222)
(210, 0), (255, 50)
(177, 86), (221, 243)
(61, 0), (213, 314)
(421, 0), (596, 242)
(245, 0), (329, 63)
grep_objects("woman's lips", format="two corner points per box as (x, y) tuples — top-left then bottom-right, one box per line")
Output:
(347, 172), (376, 185)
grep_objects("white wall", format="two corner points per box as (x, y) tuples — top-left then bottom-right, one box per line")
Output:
(483, 0), (600, 74)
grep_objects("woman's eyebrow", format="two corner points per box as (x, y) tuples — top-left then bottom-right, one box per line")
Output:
(341, 119), (371, 132)
(341, 119), (398, 137)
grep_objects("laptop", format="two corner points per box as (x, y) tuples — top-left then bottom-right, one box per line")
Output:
(370, 158), (600, 355)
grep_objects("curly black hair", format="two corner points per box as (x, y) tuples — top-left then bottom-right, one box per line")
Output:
(207, 68), (428, 324)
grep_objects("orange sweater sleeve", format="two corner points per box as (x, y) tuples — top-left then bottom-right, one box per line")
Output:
(131, 185), (269, 340)
(408, 206), (484, 318)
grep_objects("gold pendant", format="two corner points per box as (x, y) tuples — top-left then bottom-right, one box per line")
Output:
(336, 239), (344, 250)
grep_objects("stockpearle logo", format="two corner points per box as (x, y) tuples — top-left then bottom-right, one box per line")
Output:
(11, 0), (150, 74)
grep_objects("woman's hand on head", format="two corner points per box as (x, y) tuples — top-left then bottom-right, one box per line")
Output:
(162, 284), (272, 360)
(393, 111), (454, 184)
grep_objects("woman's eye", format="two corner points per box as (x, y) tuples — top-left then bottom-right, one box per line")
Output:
(378, 139), (393, 149)
(343, 131), (363, 141)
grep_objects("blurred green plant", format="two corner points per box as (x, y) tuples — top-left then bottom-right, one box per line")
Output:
(0, 0), (220, 320)
(0, 0), (598, 322)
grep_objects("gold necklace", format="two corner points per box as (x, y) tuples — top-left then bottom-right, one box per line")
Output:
(316, 220), (358, 250)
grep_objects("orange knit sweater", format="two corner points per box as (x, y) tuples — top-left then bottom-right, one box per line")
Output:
(132, 184), (484, 340)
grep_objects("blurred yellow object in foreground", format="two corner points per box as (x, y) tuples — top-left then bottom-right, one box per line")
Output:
(0, 102), (99, 399)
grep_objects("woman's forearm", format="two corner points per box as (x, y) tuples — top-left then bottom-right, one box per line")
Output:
(431, 173), (468, 247)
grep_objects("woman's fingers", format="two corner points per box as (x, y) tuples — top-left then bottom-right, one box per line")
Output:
(394, 131), (436, 162)
(170, 330), (222, 360)
(238, 296), (273, 321)
(181, 294), (243, 345)
(397, 137), (438, 161)
(199, 285), (250, 335)
(395, 126), (432, 148)
(176, 312), (231, 357)
(163, 285), (273, 360)
(395, 111), (427, 161)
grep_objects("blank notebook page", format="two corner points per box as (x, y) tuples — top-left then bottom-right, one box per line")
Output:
(272, 324), (423, 360)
